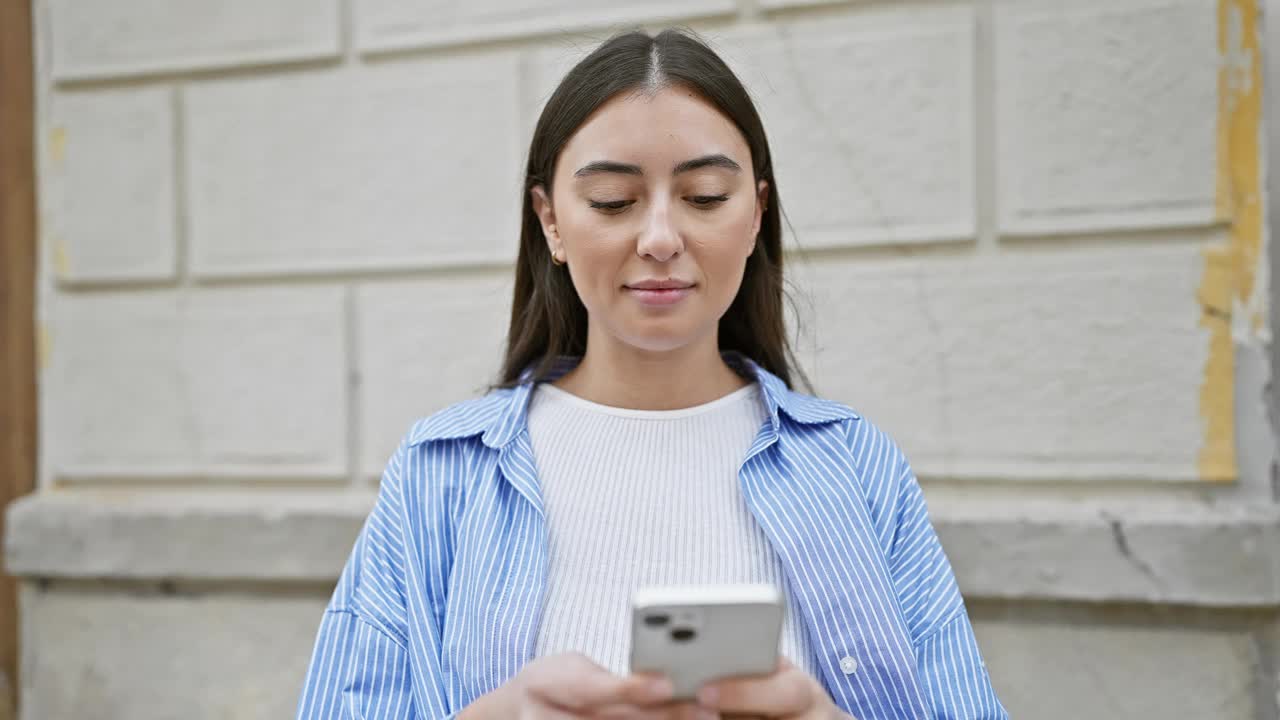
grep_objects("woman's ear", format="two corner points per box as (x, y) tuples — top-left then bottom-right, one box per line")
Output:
(750, 179), (770, 255)
(530, 185), (560, 255)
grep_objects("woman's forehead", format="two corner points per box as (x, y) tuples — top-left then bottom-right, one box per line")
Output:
(558, 87), (750, 172)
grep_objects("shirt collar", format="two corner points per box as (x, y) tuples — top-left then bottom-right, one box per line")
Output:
(476, 351), (858, 450)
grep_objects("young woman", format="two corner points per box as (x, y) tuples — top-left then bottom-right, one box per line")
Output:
(297, 28), (1007, 720)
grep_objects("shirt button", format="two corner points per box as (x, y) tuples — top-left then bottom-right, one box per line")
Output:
(839, 655), (858, 674)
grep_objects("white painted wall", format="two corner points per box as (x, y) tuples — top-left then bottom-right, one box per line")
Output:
(17, 1), (1279, 717)
(35, 0), (1257, 493)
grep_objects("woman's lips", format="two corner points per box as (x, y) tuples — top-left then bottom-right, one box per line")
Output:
(624, 286), (694, 306)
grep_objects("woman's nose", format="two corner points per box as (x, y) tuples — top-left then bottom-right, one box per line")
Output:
(635, 203), (683, 262)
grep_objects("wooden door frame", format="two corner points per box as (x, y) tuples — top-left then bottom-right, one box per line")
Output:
(1268, 3), (1280, 496)
(0, 0), (37, 714)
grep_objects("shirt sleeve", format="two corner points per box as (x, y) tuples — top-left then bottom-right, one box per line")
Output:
(295, 435), (456, 719)
(915, 612), (1006, 719)
(887, 458), (1009, 720)
(296, 609), (425, 718)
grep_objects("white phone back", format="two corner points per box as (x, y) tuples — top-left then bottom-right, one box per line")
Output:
(629, 584), (783, 699)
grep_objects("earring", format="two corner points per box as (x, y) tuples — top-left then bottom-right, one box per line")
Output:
(551, 249), (566, 266)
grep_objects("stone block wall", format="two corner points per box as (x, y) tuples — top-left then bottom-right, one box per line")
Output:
(6, 0), (1277, 718)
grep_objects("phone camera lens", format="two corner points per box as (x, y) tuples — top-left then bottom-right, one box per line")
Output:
(670, 627), (697, 643)
(644, 614), (670, 628)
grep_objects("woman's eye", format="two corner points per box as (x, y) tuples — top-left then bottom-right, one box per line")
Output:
(689, 194), (729, 208)
(586, 195), (728, 213)
(588, 199), (631, 213)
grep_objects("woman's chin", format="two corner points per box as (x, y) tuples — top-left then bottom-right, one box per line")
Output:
(615, 329), (702, 355)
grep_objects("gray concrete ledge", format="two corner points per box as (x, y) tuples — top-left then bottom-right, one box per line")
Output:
(940, 504), (1280, 607)
(6, 490), (1280, 607)
(4, 490), (372, 583)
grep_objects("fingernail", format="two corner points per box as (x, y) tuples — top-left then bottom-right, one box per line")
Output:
(646, 677), (674, 699)
(696, 686), (719, 707)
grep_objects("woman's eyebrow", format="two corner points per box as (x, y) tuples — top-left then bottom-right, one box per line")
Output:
(673, 153), (741, 175)
(572, 153), (742, 179)
(574, 160), (642, 178)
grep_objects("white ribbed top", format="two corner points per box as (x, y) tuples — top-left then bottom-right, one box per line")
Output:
(527, 380), (819, 677)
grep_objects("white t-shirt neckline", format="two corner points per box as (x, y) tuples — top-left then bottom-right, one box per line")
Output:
(534, 381), (760, 421)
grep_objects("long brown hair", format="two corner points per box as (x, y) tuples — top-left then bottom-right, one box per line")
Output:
(499, 28), (808, 391)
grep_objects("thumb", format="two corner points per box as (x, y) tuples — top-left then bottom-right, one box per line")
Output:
(526, 655), (673, 710)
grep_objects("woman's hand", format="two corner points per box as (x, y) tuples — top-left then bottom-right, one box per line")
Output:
(693, 657), (850, 720)
(460, 652), (689, 719)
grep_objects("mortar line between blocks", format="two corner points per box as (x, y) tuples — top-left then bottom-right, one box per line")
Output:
(345, 285), (362, 488)
(973, 0), (998, 254)
(735, 0), (763, 23)
(340, 0), (357, 65)
(172, 84), (190, 286)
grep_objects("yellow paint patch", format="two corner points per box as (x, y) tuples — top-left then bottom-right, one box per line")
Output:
(1198, 0), (1262, 481)
(38, 324), (51, 371)
(49, 126), (66, 165)
(53, 236), (70, 279)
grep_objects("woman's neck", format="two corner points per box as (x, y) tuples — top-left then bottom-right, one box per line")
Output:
(551, 332), (749, 411)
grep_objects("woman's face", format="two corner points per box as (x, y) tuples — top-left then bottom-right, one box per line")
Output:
(531, 85), (769, 355)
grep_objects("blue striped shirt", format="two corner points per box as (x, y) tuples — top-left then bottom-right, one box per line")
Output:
(296, 354), (1008, 719)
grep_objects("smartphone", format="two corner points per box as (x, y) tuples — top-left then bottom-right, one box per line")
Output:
(629, 583), (784, 700)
